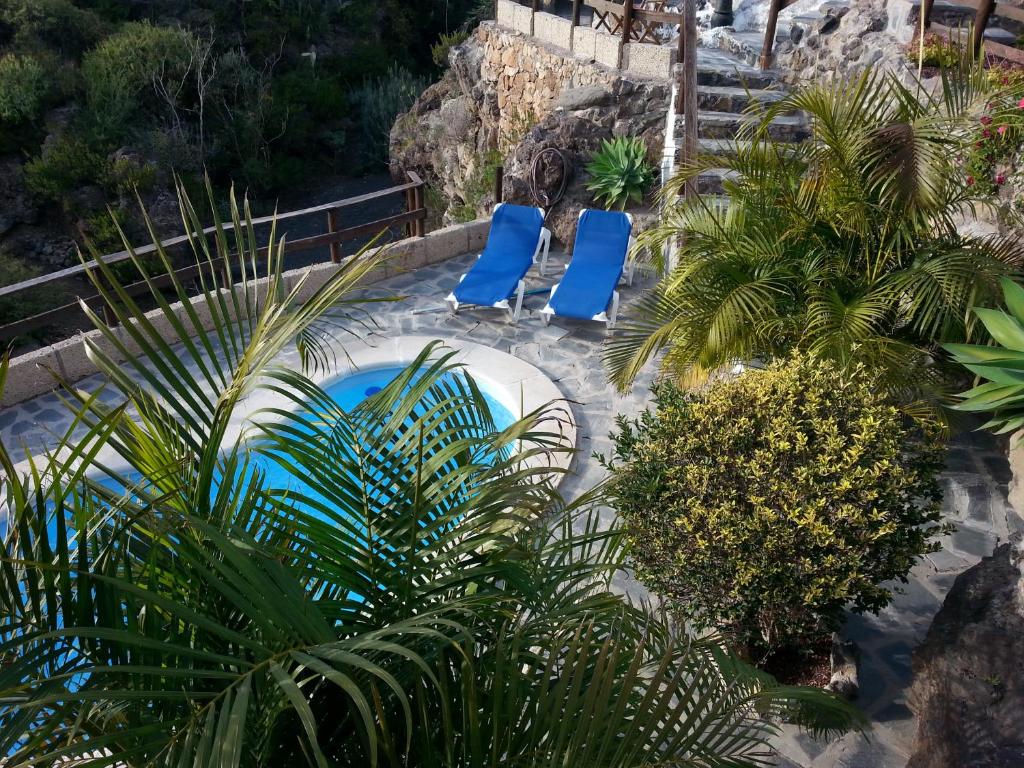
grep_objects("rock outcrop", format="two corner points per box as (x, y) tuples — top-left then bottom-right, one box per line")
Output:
(906, 543), (1024, 767)
(390, 21), (670, 245)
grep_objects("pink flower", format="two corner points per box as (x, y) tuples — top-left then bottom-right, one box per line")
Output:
(999, 124), (1008, 136)
(981, 115), (993, 125)
(996, 173), (1007, 185)
(982, 128), (993, 139)
(967, 175), (975, 185)
(1018, 96), (1024, 108)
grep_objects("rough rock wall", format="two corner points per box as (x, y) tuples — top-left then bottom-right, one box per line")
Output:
(389, 21), (670, 245)
(773, 0), (913, 84)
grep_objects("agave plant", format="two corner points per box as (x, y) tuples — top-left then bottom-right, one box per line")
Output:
(606, 64), (1024, 414)
(0, 184), (860, 766)
(947, 277), (1024, 434)
(585, 137), (655, 211)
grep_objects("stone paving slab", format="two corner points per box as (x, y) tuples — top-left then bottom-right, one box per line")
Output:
(1, 249), (1019, 768)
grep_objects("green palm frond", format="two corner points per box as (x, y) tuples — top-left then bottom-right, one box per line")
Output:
(611, 63), (1024, 411)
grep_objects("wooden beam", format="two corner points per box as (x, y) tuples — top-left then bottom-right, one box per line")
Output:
(681, 0), (698, 199)
(974, 0), (996, 54)
(761, 0), (783, 68)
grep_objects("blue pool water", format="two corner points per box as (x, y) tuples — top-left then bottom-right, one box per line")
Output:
(3, 365), (516, 540)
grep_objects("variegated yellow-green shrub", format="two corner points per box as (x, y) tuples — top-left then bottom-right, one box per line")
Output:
(602, 354), (948, 654)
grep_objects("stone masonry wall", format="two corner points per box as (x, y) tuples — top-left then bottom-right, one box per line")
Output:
(390, 20), (671, 244)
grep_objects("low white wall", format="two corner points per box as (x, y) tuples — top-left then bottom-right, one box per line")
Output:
(1, 219), (491, 407)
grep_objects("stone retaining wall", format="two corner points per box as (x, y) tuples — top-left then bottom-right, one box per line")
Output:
(1, 219), (491, 407)
(494, 0), (676, 79)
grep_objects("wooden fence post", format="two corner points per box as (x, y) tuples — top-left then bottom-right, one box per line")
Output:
(681, 0), (698, 199)
(760, 0), (783, 69)
(327, 209), (342, 263)
(973, 0), (995, 56)
(920, 0), (934, 30)
(622, 0), (635, 44)
(414, 183), (426, 236)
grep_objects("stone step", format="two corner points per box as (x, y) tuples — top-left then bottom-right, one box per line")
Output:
(694, 168), (739, 195)
(697, 84), (789, 113)
(692, 110), (808, 142)
(693, 48), (777, 88)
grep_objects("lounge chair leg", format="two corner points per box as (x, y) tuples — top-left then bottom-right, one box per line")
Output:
(509, 280), (525, 324)
(541, 312), (551, 326)
(607, 291), (620, 331)
(538, 229), (551, 276)
(445, 298), (458, 317)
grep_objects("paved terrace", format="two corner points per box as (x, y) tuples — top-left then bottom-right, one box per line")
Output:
(0, 247), (1019, 768)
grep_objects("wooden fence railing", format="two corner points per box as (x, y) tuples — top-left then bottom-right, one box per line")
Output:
(0, 172), (427, 343)
(582, 0), (686, 58)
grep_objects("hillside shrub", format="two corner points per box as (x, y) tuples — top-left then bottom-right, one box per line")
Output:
(24, 136), (106, 201)
(0, 54), (48, 124)
(602, 354), (947, 655)
(81, 22), (194, 143)
(0, 0), (107, 57)
(432, 30), (469, 69)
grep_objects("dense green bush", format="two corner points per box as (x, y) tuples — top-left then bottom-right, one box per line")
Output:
(585, 136), (655, 211)
(0, 54), (48, 124)
(81, 22), (195, 143)
(602, 354), (947, 654)
(24, 136), (106, 202)
(0, 0), (107, 57)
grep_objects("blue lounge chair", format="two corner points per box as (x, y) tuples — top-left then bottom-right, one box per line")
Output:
(540, 209), (634, 330)
(445, 203), (550, 324)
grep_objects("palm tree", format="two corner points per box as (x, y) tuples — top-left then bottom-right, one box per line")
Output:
(606, 65), (1024, 412)
(0, 184), (860, 766)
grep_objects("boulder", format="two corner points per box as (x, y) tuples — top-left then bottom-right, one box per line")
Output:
(906, 543), (1024, 767)
(555, 85), (613, 112)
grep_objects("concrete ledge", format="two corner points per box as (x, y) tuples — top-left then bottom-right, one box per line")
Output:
(496, 0), (518, 28)
(1, 218), (493, 407)
(511, 3), (534, 35)
(572, 26), (598, 61)
(624, 41), (675, 78)
(533, 11), (572, 50)
(594, 29), (622, 69)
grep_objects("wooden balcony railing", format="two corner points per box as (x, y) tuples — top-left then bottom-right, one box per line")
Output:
(0, 172), (427, 344)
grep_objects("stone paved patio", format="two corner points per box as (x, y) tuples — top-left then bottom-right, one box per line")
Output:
(0, 247), (1020, 767)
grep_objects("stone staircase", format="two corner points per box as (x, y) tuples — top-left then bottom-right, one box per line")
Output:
(676, 48), (808, 195)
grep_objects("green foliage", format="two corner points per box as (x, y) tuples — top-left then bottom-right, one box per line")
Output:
(609, 65), (1024, 414)
(350, 64), (429, 167)
(105, 155), (158, 197)
(0, 185), (862, 764)
(0, 0), (107, 57)
(0, 53), (48, 124)
(602, 354), (947, 653)
(81, 21), (195, 143)
(24, 136), (106, 201)
(947, 277), (1024, 433)
(908, 33), (962, 68)
(432, 29), (470, 69)
(585, 136), (655, 211)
